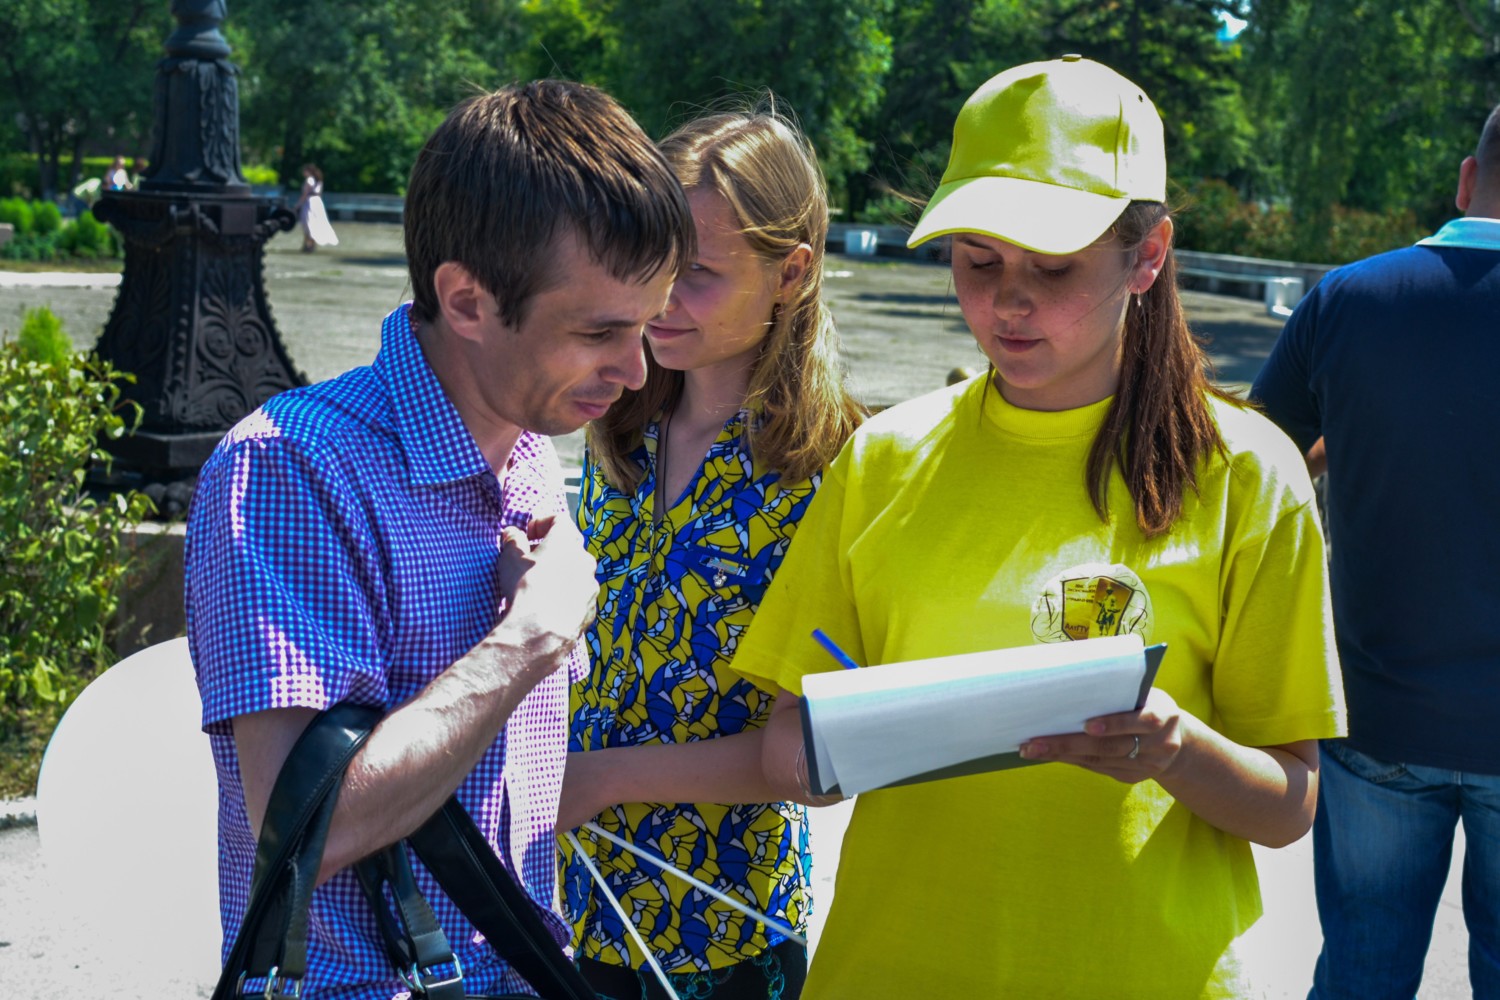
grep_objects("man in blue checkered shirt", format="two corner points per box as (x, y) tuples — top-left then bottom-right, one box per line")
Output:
(185, 81), (694, 998)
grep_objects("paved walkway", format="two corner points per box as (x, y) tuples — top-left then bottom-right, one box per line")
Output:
(0, 226), (1476, 997)
(2, 222), (1290, 470)
(0, 270), (119, 288)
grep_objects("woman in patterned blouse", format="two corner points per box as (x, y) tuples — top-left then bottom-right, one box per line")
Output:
(559, 104), (865, 999)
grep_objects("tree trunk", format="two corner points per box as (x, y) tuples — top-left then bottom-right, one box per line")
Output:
(69, 133), (86, 191)
(38, 132), (60, 203)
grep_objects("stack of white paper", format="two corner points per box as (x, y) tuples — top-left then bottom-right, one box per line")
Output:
(800, 634), (1163, 796)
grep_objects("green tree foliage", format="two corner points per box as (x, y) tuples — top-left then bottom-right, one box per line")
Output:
(864, 0), (1043, 212)
(0, 1), (169, 199)
(592, 0), (892, 203)
(1242, 0), (1496, 237)
(1, 0), (1490, 259)
(864, 0), (1255, 213)
(233, 0), (501, 193)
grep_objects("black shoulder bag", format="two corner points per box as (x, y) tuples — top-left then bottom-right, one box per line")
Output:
(210, 703), (597, 1000)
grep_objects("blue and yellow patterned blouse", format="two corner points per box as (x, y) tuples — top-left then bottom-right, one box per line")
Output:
(564, 410), (817, 973)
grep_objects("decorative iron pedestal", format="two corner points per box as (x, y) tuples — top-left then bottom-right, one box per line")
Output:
(92, 1), (303, 505)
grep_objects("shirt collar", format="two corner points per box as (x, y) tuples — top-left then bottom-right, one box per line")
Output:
(373, 303), (493, 486)
(1417, 217), (1500, 251)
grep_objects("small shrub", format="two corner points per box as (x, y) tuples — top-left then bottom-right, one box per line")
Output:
(1172, 179), (1430, 265)
(0, 230), (61, 262)
(0, 324), (153, 734)
(0, 197), (35, 235)
(242, 163), (279, 186)
(31, 200), (62, 235)
(58, 210), (111, 258)
(16, 306), (71, 368)
(1173, 179), (1256, 257)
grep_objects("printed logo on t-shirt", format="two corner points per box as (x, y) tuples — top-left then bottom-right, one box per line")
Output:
(1030, 562), (1153, 643)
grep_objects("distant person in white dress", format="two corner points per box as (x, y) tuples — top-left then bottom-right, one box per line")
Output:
(296, 163), (338, 252)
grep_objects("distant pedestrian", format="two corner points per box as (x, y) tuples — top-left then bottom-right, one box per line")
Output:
(104, 155), (130, 192)
(1252, 102), (1500, 1000)
(296, 163), (338, 252)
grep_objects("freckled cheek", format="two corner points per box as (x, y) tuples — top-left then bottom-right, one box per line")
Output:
(953, 282), (1002, 333)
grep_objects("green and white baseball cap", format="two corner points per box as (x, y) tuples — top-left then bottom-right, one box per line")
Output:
(908, 55), (1166, 255)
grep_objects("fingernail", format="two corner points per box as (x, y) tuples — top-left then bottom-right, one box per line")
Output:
(1019, 742), (1040, 759)
(1086, 721), (1106, 735)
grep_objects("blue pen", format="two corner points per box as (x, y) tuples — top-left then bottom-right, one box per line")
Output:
(811, 628), (862, 670)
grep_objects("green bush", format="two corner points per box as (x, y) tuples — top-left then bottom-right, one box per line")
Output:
(0, 231), (61, 261)
(242, 163), (279, 186)
(0, 197), (35, 235)
(32, 200), (62, 235)
(16, 307), (71, 368)
(52, 209), (117, 259)
(1173, 178), (1429, 265)
(0, 209), (121, 262)
(0, 315), (153, 727)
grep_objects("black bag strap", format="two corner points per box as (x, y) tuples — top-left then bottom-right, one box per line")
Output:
(212, 702), (382, 1000)
(407, 797), (598, 1000)
(355, 845), (466, 1000)
(213, 702), (597, 999)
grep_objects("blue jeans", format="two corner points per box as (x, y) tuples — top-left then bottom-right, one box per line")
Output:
(1309, 739), (1500, 1000)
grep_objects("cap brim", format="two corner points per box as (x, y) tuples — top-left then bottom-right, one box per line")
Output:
(907, 175), (1130, 255)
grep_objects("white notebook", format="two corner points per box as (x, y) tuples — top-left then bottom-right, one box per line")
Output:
(798, 634), (1165, 796)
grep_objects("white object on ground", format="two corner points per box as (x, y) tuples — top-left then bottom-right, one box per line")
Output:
(0, 270), (121, 287)
(1264, 276), (1305, 318)
(35, 637), (221, 981)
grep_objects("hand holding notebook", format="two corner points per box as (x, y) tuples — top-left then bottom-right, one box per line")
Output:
(798, 633), (1166, 796)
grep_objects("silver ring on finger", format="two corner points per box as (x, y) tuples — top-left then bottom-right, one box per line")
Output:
(1127, 735), (1141, 760)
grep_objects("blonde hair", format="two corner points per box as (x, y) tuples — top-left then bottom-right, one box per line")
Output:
(589, 106), (865, 489)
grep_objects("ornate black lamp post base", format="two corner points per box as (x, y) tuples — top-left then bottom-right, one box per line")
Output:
(93, 191), (299, 475)
(92, 1), (304, 508)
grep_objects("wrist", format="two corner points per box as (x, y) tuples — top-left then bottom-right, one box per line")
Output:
(486, 614), (576, 679)
(1157, 711), (1206, 787)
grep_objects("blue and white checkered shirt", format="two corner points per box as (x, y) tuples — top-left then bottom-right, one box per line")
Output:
(185, 303), (583, 998)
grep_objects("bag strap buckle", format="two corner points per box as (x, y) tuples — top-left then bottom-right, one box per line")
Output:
(235, 967), (303, 1000)
(397, 955), (464, 997)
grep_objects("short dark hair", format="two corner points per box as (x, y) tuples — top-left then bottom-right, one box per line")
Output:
(1477, 103), (1500, 179)
(404, 80), (695, 328)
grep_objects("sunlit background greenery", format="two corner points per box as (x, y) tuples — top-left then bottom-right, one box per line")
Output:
(1, 1), (1497, 260)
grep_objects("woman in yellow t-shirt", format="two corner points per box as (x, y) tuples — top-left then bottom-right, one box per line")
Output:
(558, 106), (864, 998)
(727, 58), (1345, 998)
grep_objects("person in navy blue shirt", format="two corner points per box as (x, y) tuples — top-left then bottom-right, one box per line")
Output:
(185, 81), (694, 999)
(1252, 103), (1500, 1000)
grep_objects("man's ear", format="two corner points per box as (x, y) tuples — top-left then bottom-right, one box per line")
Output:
(1130, 217), (1173, 295)
(432, 261), (496, 342)
(1458, 155), (1478, 213)
(777, 244), (814, 301)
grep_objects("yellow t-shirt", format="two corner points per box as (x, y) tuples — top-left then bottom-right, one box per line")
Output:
(731, 377), (1345, 999)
